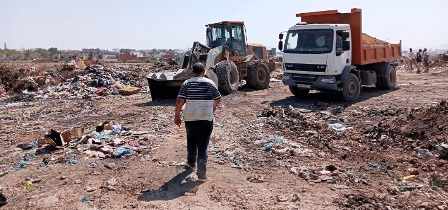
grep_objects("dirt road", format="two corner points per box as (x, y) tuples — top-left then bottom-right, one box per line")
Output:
(1, 69), (448, 209)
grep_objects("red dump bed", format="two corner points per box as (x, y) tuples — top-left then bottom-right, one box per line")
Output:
(297, 8), (401, 65)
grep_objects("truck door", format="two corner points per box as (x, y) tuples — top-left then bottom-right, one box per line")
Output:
(332, 30), (351, 75)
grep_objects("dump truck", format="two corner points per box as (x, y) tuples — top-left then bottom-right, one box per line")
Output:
(147, 21), (273, 100)
(278, 8), (402, 101)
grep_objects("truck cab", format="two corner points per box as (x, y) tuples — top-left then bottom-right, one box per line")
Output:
(281, 24), (352, 91)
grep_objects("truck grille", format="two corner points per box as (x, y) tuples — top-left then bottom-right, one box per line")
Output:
(285, 63), (326, 72)
(290, 74), (318, 85)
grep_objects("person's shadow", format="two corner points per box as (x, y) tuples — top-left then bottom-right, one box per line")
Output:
(138, 168), (203, 201)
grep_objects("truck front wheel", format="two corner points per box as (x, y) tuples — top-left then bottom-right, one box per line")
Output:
(342, 73), (361, 101)
(289, 86), (310, 98)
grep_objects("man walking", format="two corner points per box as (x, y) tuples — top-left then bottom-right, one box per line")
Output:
(407, 48), (415, 72)
(423, 48), (430, 73)
(416, 49), (423, 74)
(174, 63), (221, 181)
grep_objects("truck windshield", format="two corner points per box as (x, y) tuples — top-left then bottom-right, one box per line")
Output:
(284, 29), (334, 54)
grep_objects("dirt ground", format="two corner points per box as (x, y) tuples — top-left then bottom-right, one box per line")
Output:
(1, 66), (448, 210)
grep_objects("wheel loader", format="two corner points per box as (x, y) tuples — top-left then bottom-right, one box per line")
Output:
(147, 21), (274, 100)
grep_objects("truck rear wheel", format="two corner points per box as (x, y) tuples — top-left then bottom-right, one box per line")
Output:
(289, 86), (310, 98)
(214, 60), (240, 95)
(247, 63), (270, 90)
(376, 63), (397, 90)
(342, 73), (361, 101)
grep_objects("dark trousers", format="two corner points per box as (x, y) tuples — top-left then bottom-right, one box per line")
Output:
(185, 120), (213, 177)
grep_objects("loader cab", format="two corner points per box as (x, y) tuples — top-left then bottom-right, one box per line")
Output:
(206, 21), (247, 56)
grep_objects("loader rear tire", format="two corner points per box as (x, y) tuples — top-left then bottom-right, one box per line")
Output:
(247, 63), (270, 90)
(214, 60), (239, 95)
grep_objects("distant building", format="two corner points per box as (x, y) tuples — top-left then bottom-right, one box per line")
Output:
(3, 42), (6, 50)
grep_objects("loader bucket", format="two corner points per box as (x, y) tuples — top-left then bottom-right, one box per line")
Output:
(147, 72), (185, 100)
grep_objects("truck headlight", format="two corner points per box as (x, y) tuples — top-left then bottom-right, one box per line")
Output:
(316, 65), (327, 71)
(319, 76), (336, 84)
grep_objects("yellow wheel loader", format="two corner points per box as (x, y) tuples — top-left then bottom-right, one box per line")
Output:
(147, 21), (274, 100)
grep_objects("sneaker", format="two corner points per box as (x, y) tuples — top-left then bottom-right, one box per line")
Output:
(181, 174), (198, 185)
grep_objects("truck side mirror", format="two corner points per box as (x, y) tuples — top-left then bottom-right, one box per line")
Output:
(278, 41), (284, 51)
(343, 41), (350, 51)
(279, 33), (284, 40)
(341, 31), (350, 40)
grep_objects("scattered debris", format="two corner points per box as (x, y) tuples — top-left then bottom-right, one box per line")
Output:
(113, 147), (134, 158)
(246, 174), (264, 183)
(104, 162), (117, 170)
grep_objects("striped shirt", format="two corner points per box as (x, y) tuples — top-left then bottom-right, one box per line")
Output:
(178, 77), (221, 122)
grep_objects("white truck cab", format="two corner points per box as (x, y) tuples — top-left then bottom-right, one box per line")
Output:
(280, 23), (352, 94)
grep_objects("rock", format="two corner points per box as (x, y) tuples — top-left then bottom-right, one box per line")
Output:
(99, 145), (114, 154)
(0, 192), (6, 207)
(407, 168), (419, 176)
(319, 175), (334, 183)
(86, 186), (96, 192)
(325, 165), (337, 172)
(59, 176), (67, 180)
(291, 193), (300, 202)
(111, 138), (124, 147)
(74, 180), (82, 184)
(117, 85), (141, 96)
(416, 148), (433, 158)
(34, 195), (59, 208)
(105, 178), (118, 191)
(84, 150), (106, 159)
(0, 171), (8, 178)
(401, 175), (417, 182)
(17, 143), (34, 150)
(438, 205), (448, 210)
(104, 162), (117, 170)
(246, 175), (264, 183)
(276, 195), (288, 202)
(419, 202), (432, 209)
(436, 143), (448, 160)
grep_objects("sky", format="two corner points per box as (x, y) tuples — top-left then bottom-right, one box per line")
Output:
(2, 0), (447, 50)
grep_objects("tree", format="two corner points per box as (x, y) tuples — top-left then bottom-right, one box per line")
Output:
(48, 48), (58, 55)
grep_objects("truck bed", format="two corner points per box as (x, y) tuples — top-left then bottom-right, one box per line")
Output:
(361, 33), (401, 65)
(297, 8), (401, 65)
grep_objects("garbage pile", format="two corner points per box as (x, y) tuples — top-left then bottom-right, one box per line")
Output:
(12, 121), (150, 171)
(354, 100), (448, 158)
(0, 63), (65, 95)
(258, 106), (346, 149)
(36, 65), (144, 99)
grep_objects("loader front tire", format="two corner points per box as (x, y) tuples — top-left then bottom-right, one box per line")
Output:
(214, 60), (240, 95)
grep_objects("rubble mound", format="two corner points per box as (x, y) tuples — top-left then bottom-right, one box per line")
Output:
(41, 65), (143, 99)
(360, 100), (448, 151)
(259, 106), (342, 149)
